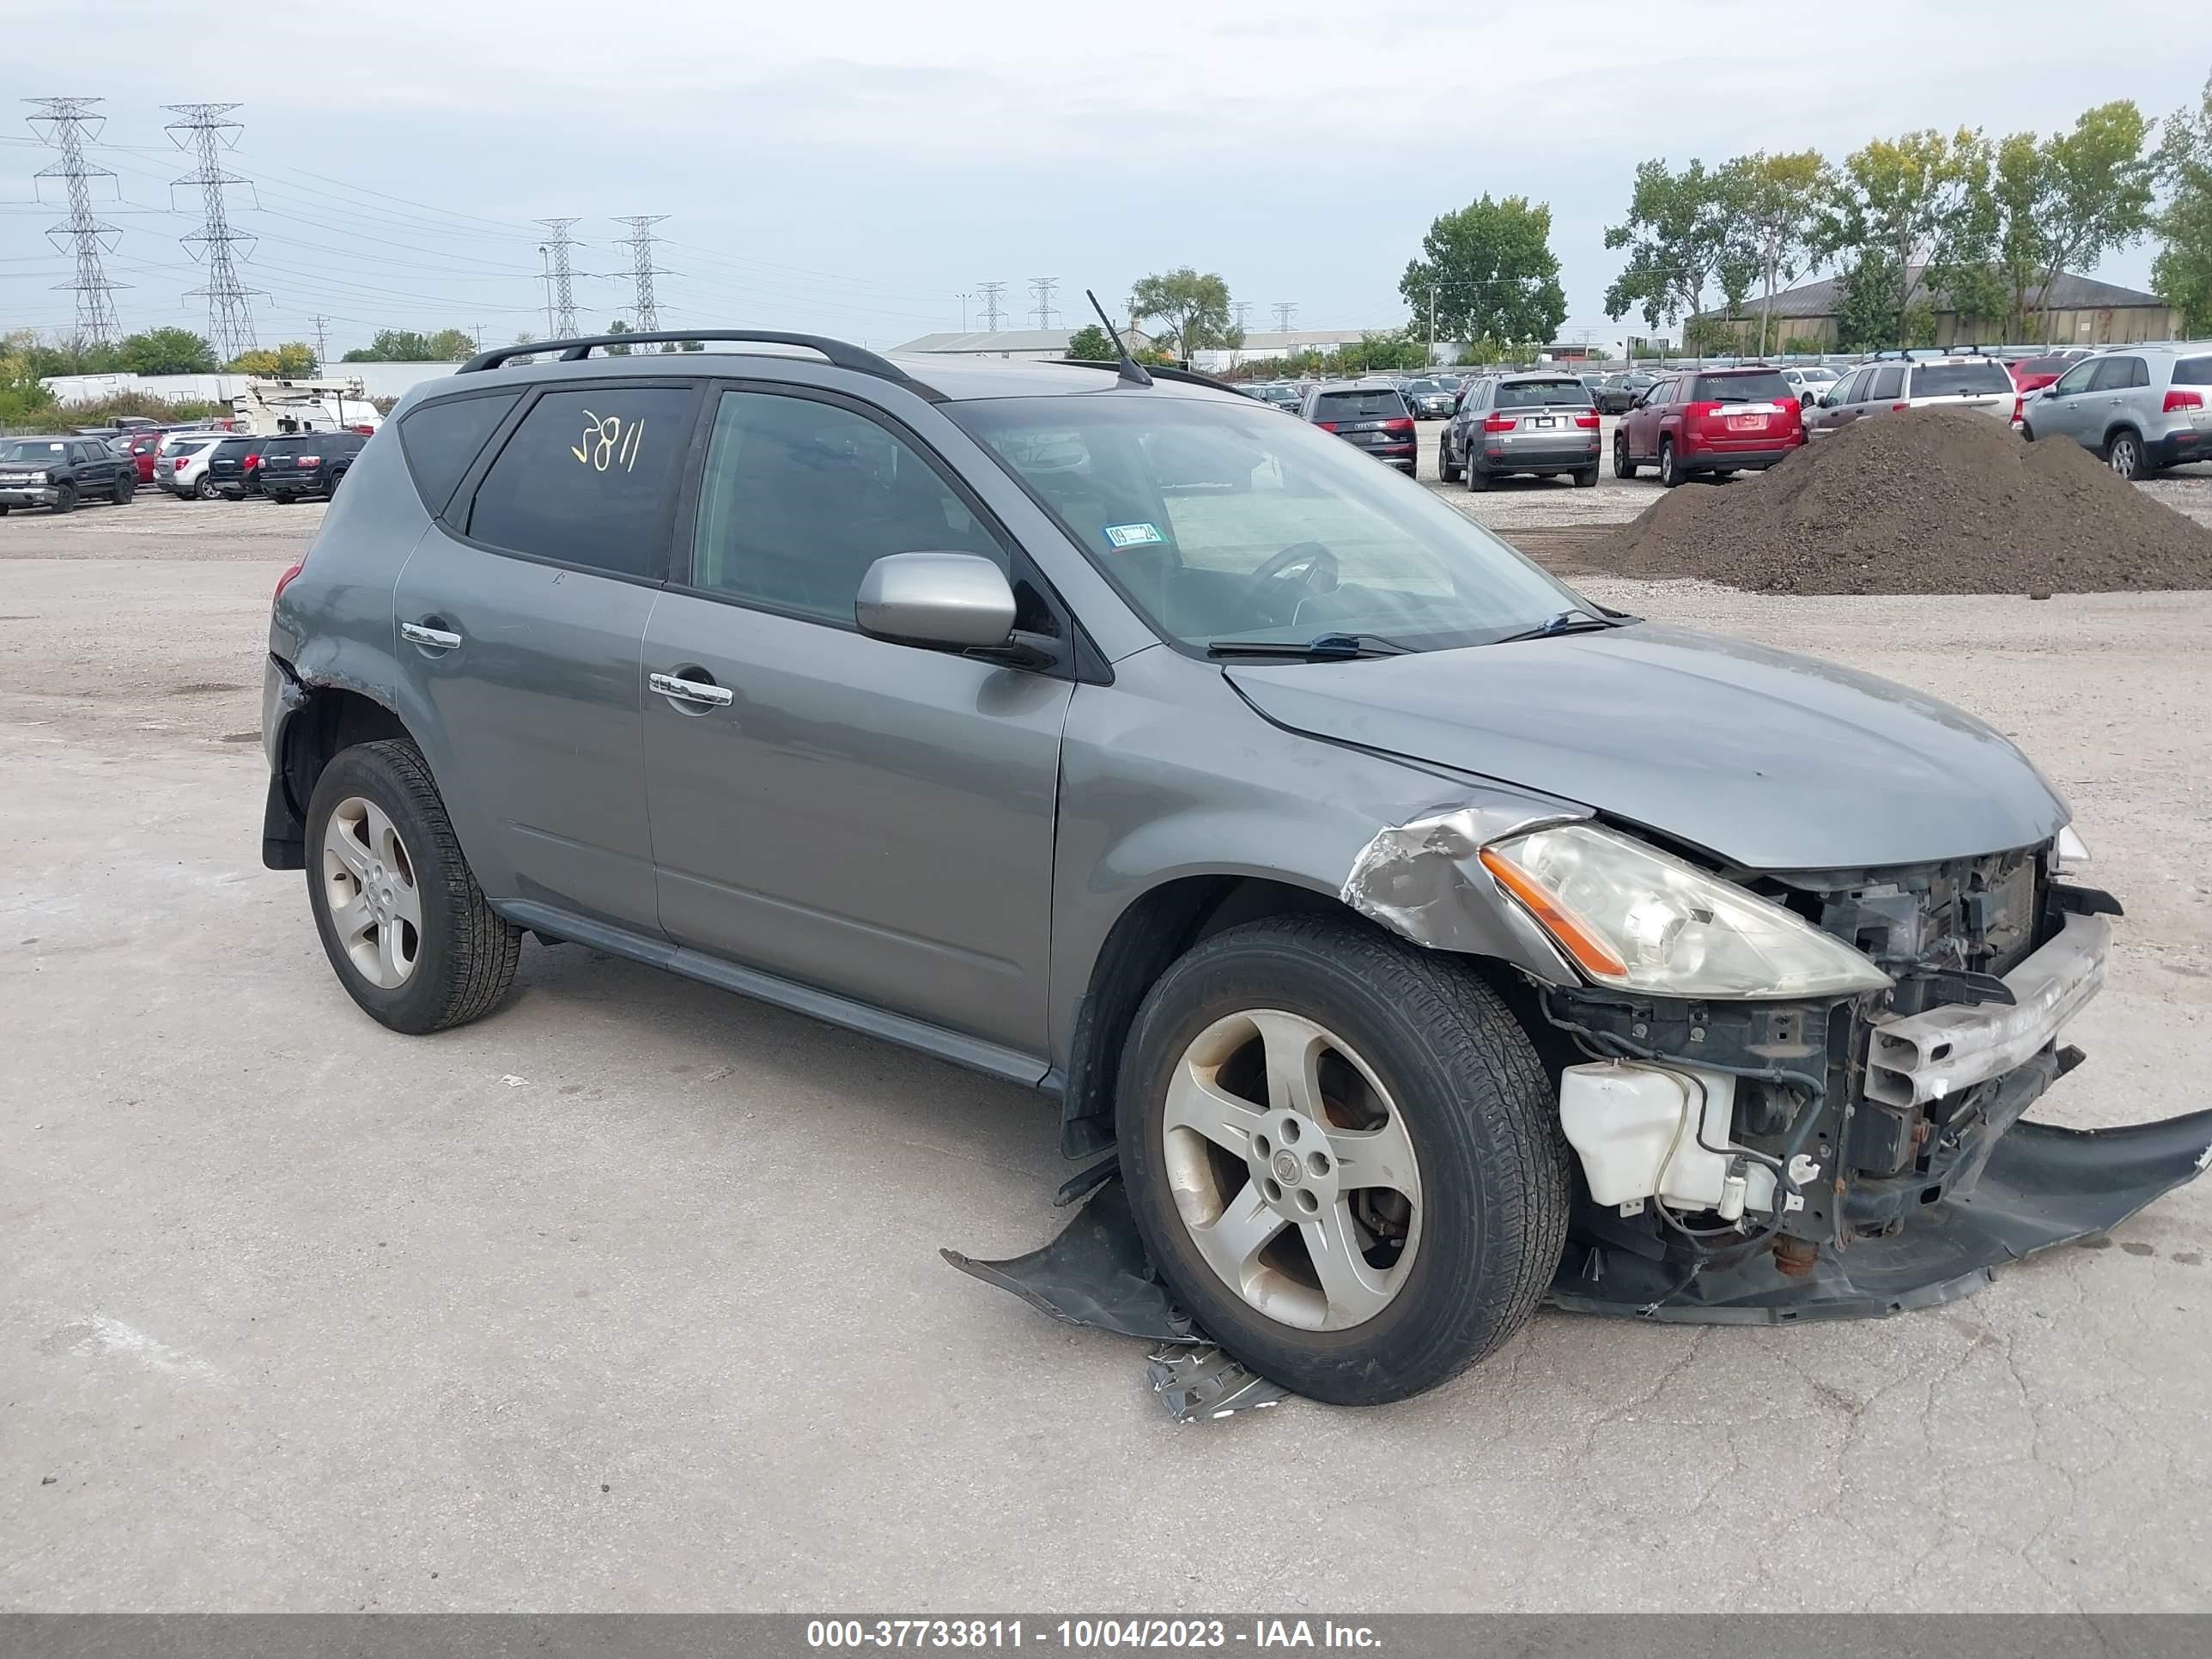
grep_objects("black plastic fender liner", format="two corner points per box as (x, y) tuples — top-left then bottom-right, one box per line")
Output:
(942, 1177), (1201, 1345)
(1552, 1108), (2212, 1323)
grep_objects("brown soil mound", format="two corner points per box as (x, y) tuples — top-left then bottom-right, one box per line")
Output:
(1602, 408), (2212, 594)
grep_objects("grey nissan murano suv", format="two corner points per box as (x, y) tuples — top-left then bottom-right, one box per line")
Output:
(262, 329), (2211, 1407)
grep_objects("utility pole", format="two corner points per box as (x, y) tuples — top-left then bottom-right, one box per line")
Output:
(956, 291), (973, 331)
(536, 217), (583, 337)
(164, 102), (262, 361)
(610, 216), (670, 332)
(1026, 276), (1059, 330)
(1272, 301), (1297, 334)
(976, 282), (1008, 331)
(26, 98), (125, 345)
(1426, 285), (1438, 368)
(309, 313), (331, 372)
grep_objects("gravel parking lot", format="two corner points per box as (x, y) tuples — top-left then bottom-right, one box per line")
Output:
(7, 483), (2212, 1612)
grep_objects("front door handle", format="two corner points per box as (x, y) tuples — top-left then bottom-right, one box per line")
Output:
(401, 620), (462, 651)
(650, 671), (734, 708)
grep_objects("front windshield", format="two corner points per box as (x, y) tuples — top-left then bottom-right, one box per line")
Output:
(0, 440), (66, 463)
(950, 393), (1591, 655)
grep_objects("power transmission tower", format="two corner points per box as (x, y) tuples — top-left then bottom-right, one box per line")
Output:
(25, 98), (125, 345)
(164, 103), (262, 360)
(976, 282), (1008, 331)
(309, 314), (331, 371)
(535, 217), (584, 337)
(1026, 276), (1059, 330)
(1231, 301), (1253, 333)
(1272, 302), (1297, 334)
(610, 216), (670, 331)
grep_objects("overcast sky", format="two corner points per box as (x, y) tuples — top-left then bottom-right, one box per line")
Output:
(5, 1), (2210, 358)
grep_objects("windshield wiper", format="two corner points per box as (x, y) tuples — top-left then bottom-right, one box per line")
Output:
(1492, 610), (1632, 644)
(1207, 632), (1415, 660)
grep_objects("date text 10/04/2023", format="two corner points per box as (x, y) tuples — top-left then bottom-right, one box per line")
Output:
(805, 1621), (1383, 1650)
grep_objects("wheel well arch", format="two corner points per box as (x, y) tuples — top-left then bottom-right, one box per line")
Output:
(1054, 872), (1528, 1160)
(265, 684), (418, 866)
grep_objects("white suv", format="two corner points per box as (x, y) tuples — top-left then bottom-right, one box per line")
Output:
(158, 434), (225, 499)
(1805, 353), (2017, 437)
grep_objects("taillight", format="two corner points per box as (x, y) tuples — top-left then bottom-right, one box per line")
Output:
(245, 453), (260, 470)
(1482, 413), (1516, 432)
(2011, 396), (2026, 423)
(273, 558), (305, 601)
(1381, 418), (1414, 434)
(1573, 410), (1600, 429)
(298, 456), (322, 467)
(1314, 420), (1339, 432)
(2165, 389), (2205, 413)
(1893, 403), (1911, 412)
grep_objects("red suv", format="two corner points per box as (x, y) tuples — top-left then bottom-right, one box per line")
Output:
(117, 429), (164, 484)
(1613, 366), (1807, 487)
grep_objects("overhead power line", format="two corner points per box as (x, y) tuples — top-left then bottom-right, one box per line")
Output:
(25, 98), (125, 343)
(164, 102), (262, 359)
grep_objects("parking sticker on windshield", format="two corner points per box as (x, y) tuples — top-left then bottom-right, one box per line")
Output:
(1103, 522), (1164, 550)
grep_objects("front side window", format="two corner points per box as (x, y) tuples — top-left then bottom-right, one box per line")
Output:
(465, 385), (695, 578)
(690, 390), (1005, 623)
(951, 393), (1587, 655)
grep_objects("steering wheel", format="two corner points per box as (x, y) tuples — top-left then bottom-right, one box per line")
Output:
(1238, 540), (1340, 614)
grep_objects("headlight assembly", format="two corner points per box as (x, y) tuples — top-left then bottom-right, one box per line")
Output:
(1480, 823), (1892, 1000)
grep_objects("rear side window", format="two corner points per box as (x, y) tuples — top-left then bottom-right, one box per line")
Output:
(465, 385), (696, 579)
(1868, 366), (1905, 402)
(399, 392), (520, 516)
(1911, 362), (2013, 397)
(1313, 390), (1407, 420)
(2087, 356), (2148, 391)
(1496, 380), (1591, 408)
(1692, 371), (1791, 402)
(2174, 358), (2212, 386)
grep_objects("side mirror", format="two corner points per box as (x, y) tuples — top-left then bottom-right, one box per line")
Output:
(856, 552), (1018, 650)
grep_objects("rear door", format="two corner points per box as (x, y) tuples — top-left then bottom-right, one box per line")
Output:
(639, 384), (1071, 1058)
(391, 379), (698, 933)
(2089, 355), (2151, 447)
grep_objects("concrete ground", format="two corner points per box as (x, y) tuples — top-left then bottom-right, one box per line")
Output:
(5, 483), (2212, 1613)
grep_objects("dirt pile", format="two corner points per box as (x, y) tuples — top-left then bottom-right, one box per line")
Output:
(1603, 409), (2212, 594)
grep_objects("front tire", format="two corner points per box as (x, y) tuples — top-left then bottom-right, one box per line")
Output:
(51, 484), (76, 515)
(1115, 917), (1570, 1407)
(305, 739), (522, 1036)
(1613, 433), (1638, 479)
(1657, 438), (1681, 488)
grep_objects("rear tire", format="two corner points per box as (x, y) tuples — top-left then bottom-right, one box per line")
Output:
(2106, 429), (2143, 481)
(195, 477), (219, 501)
(1439, 436), (1462, 484)
(1657, 438), (1681, 488)
(1116, 917), (1570, 1407)
(1572, 465), (1598, 489)
(305, 739), (522, 1036)
(1463, 460), (1491, 492)
(1613, 433), (1638, 479)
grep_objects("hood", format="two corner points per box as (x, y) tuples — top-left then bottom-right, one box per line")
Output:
(1225, 621), (2066, 872)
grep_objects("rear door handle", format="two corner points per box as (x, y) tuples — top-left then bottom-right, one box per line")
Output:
(400, 620), (462, 651)
(650, 671), (734, 708)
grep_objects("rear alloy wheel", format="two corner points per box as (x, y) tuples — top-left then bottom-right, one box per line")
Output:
(1463, 459), (1491, 492)
(306, 739), (522, 1034)
(195, 477), (219, 501)
(1613, 432), (1638, 479)
(1117, 916), (1570, 1406)
(1657, 438), (1681, 488)
(2106, 431), (2143, 482)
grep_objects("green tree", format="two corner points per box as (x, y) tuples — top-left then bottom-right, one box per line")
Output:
(2154, 70), (2212, 335)
(604, 319), (633, 357)
(1127, 269), (1237, 361)
(0, 331), (60, 422)
(1064, 323), (1117, 362)
(228, 342), (320, 377)
(1814, 128), (1996, 348)
(1723, 150), (1831, 356)
(116, 327), (218, 375)
(343, 329), (434, 362)
(1602, 161), (1749, 331)
(1990, 103), (2156, 339)
(425, 328), (479, 362)
(1407, 194), (1568, 349)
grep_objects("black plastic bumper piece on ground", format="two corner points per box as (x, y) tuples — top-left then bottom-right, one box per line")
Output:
(942, 1176), (1199, 1344)
(1551, 1109), (2212, 1323)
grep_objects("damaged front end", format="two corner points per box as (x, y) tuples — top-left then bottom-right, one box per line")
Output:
(1539, 842), (2212, 1320)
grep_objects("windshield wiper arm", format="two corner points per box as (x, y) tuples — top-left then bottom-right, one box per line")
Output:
(1207, 632), (1415, 660)
(1492, 610), (1631, 644)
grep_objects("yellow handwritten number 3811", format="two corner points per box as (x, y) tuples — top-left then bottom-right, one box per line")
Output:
(572, 410), (644, 473)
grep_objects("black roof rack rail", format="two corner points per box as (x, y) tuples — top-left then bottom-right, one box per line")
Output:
(457, 330), (942, 399)
(1047, 358), (1250, 395)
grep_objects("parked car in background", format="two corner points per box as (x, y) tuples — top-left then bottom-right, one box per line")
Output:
(160, 435), (227, 499)
(1441, 373), (1601, 489)
(2008, 350), (2093, 396)
(1250, 383), (1302, 413)
(112, 429), (165, 483)
(1804, 354), (2015, 439)
(2020, 344), (2212, 480)
(1401, 379), (1457, 420)
(1778, 365), (1840, 407)
(1615, 367), (1807, 487)
(0, 434), (137, 514)
(1593, 372), (1655, 415)
(259, 429), (371, 502)
(204, 434), (271, 500)
(1300, 381), (1417, 477)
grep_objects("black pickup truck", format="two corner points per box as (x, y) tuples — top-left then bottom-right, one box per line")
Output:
(0, 434), (137, 514)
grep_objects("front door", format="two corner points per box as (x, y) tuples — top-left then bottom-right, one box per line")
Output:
(392, 379), (700, 931)
(641, 386), (1071, 1058)
(2035, 357), (2100, 446)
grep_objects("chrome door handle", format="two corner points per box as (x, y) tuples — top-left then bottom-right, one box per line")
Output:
(650, 672), (734, 708)
(400, 621), (462, 651)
